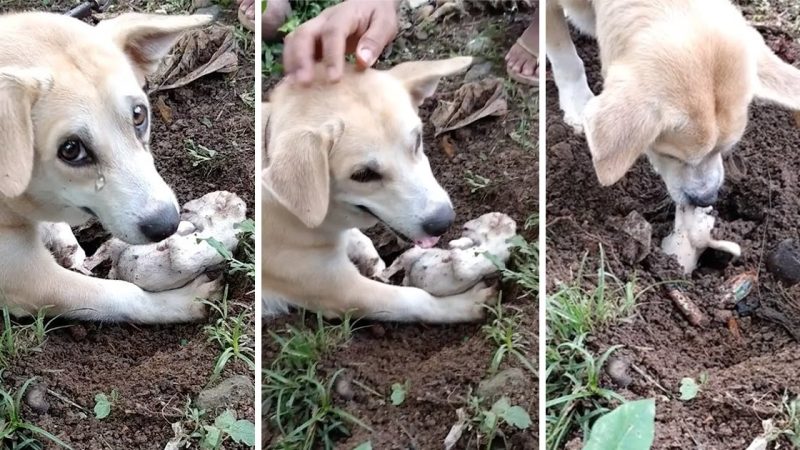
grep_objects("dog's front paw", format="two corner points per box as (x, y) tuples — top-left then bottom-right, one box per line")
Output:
(152, 274), (223, 321)
(462, 281), (499, 319)
(560, 86), (594, 134)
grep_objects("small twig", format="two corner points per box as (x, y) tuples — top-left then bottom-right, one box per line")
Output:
(351, 379), (383, 399)
(47, 388), (90, 413)
(630, 363), (671, 397)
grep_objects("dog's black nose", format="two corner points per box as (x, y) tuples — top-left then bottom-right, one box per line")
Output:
(687, 191), (718, 208)
(139, 206), (180, 242)
(422, 205), (455, 237)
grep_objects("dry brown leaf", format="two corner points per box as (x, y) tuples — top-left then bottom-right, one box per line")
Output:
(431, 77), (508, 136)
(440, 135), (456, 158)
(154, 96), (173, 124)
(148, 25), (238, 94)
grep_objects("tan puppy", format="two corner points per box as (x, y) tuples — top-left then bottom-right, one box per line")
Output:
(0, 12), (221, 323)
(547, 0), (800, 206)
(262, 57), (497, 322)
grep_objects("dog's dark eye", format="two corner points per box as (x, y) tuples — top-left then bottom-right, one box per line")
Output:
(132, 104), (148, 129)
(350, 168), (382, 183)
(58, 139), (93, 166)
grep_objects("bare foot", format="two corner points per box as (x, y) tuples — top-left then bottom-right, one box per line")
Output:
(505, 19), (538, 85)
(262, 0), (292, 42)
(236, 0), (255, 31)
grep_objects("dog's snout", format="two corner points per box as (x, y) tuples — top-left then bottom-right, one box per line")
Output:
(686, 191), (718, 208)
(422, 205), (455, 237)
(138, 205), (180, 243)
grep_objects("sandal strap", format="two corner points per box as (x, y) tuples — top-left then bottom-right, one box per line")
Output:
(515, 37), (537, 58)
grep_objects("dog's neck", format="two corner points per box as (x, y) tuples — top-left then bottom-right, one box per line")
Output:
(0, 195), (41, 228)
(262, 188), (353, 250)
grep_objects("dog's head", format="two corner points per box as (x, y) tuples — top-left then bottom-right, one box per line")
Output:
(264, 57), (473, 247)
(0, 12), (211, 244)
(583, 22), (800, 207)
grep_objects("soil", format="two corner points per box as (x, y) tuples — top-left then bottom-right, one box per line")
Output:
(0, 1), (255, 449)
(263, 4), (538, 450)
(546, 3), (800, 449)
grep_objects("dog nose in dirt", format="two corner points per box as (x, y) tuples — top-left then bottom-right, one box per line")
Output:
(139, 206), (180, 242)
(687, 191), (718, 208)
(422, 205), (456, 237)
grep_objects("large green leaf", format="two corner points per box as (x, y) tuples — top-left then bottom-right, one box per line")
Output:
(583, 399), (655, 450)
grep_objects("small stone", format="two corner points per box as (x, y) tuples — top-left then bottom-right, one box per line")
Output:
(414, 29), (429, 41)
(195, 375), (254, 411)
(621, 211), (652, 263)
(605, 356), (632, 388)
(464, 61), (493, 82)
(477, 368), (529, 403)
(550, 142), (573, 164)
(712, 309), (735, 323)
(25, 383), (49, 415)
(68, 324), (88, 342)
(369, 323), (386, 338)
(766, 239), (800, 286)
(194, 4), (220, 18)
(334, 372), (354, 401)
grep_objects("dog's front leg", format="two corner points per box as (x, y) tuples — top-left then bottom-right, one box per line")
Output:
(0, 229), (219, 323)
(546, 1), (594, 132)
(324, 267), (497, 323)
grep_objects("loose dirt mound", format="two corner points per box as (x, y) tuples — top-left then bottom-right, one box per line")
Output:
(546, 20), (800, 450)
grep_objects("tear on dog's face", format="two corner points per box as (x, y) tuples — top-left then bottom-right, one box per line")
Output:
(264, 57), (473, 247)
(582, 23), (800, 207)
(0, 12), (211, 244)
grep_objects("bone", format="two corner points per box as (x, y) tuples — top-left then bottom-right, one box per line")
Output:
(79, 191), (246, 292)
(39, 222), (91, 275)
(377, 212), (517, 297)
(661, 205), (741, 274)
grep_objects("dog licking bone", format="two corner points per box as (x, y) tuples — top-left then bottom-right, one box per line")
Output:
(379, 212), (517, 296)
(77, 191), (247, 291)
(661, 205), (741, 274)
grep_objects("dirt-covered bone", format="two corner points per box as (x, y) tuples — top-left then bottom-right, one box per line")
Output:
(79, 191), (246, 291)
(39, 222), (91, 275)
(661, 205), (741, 274)
(378, 212), (516, 296)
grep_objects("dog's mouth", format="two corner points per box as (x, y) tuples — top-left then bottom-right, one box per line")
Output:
(355, 205), (440, 249)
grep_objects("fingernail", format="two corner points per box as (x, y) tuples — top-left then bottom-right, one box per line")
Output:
(358, 48), (374, 65)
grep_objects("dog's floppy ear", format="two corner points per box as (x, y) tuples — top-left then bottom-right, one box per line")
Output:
(754, 39), (800, 110)
(388, 56), (473, 107)
(583, 84), (662, 186)
(97, 13), (214, 85)
(263, 120), (343, 228)
(0, 68), (52, 198)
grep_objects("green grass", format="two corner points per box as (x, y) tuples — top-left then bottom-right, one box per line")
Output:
(546, 248), (657, 450)
(0, 307), (68, 369)
(167, 399), (256, 450)
(506, 79), (538, 152)
(459, 393), (533, 450)
(203, 286), (255, 380)
(264, 313), (369, 450)
(0, 378), (72, 449)
(482, 301), (535, 375)
(262, 0), (342, 78)
(185, 139), (220, 169)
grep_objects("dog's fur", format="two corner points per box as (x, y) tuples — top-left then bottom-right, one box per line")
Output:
(548, 0), (800, 206)
(0, 12), (221, 323)
(262, 58), (497, 322)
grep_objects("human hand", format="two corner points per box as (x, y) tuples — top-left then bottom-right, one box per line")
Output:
(282, 0), (400, 85)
